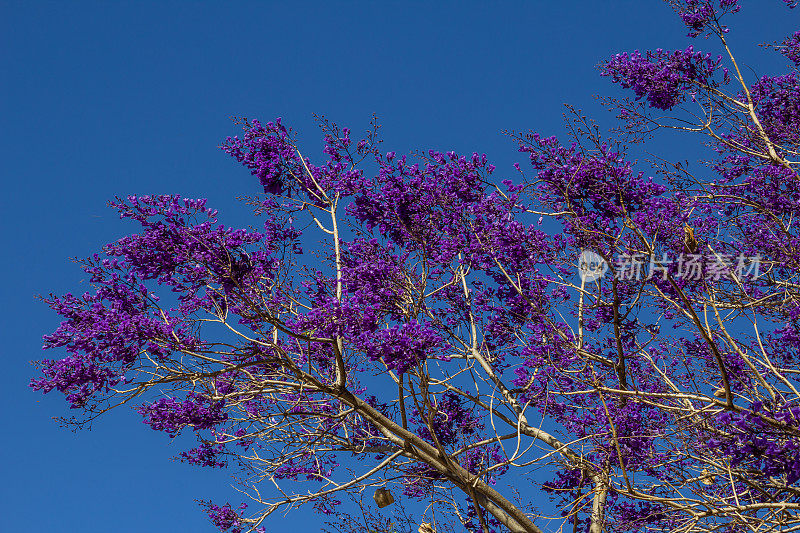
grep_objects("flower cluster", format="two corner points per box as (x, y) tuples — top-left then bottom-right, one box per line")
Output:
(138, 393), (228, 437)
(601, 46), (726, 110)
(204, 502), (256, 533)
(461, 497), (504, 533)
(677, 0), (740, 37)
(519, 135), (666, 249)
(357, 321), (442, 374)
(782, 31), (800, 67)
(32, 266), (192, 408)
(107, 194), (272, 297)
(180, 441), (228, 468)
(274, 452), (339, 482)
(221, 118), (299, 195)
(747, 73), (800, 148)
(415, 391), (481, 447)
(348, 149), (495, 255)
(222, 117), (367, 201)
(461, 445), (508, 485)
(707, 401), (800, 485)
(31, 195), (279, 409)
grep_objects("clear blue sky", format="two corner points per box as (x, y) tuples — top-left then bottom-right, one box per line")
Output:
(2, 1), (796, 531)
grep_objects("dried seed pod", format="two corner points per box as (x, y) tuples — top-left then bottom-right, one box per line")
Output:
(701, 468), (715, 485)
(419, 522), (435, 533)
(373, 487), (394, 508)
(683, 224), (699, 253)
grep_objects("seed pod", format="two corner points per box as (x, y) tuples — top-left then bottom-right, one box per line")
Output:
(419, 522), (435, 533)
(373, 487), (394, 508)
(683, 225), (699, 253)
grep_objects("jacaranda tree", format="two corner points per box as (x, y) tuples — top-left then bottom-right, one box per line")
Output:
(32, 1), (800, 531)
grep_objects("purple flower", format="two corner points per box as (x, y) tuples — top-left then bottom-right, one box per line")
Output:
(601, 46), (726, 110)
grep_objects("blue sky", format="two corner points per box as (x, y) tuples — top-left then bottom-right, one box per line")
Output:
(2, 1), (797, 531)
